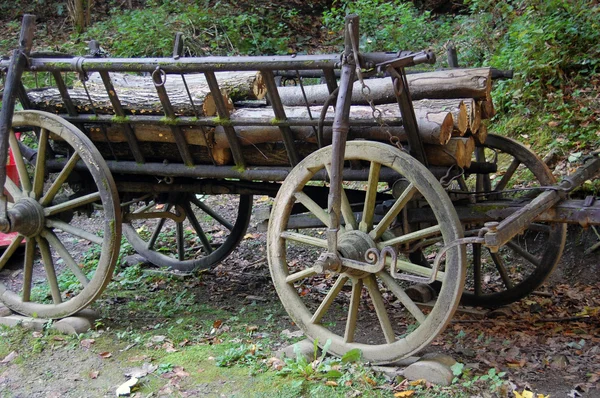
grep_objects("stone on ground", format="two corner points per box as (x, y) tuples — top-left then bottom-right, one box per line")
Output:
(0, 315), (48, 331)
(52, 316), (93, 335)
(420, 352), (457, 368)
(403, 359), (454, 386)
(275, 339), (317, 362)
(0, 305), (13, 317)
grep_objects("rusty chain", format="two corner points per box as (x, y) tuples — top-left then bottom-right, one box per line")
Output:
(348, 22), (405, 152)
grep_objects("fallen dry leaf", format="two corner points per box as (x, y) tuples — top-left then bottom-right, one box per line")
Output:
(80, 339), (95, 349)
(99, 351), (112, 359)
(363, 376), (377, 386)
(32, 331), (43, 338)
(325, 380), (338, 387)
(89, 371), (99, 379)
(394, 391), (415, 398)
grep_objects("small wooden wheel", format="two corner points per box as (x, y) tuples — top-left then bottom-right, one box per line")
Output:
(458, 134), (567, 307)
(123, 193), (252, 272)
(0, 111), (121, 319)
(267, 141), (466, 364)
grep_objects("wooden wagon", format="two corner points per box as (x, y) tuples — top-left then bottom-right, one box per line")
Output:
(0, 14), (598, 364)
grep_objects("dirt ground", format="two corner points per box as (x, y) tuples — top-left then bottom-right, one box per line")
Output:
(0, 198), (599, 397)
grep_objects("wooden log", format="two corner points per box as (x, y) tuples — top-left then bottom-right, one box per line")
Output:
(472, 123), (488, 145)
(87, 103), (453, 149)
(414, 99), (468, 136)
(83, 71), (262, 101)
(26, 71), (260, 116)
(467, 99), (482, 134)
(424, 137), (474, 168)
(275, 68), (493, 106)
(479, 98), (495, 119)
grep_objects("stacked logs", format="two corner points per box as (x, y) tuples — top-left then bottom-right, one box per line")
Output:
(25, 67), (495, 168)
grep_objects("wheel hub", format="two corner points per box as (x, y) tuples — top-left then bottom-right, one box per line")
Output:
(337, 230), (377, 277)
(8, 197), (46, 237)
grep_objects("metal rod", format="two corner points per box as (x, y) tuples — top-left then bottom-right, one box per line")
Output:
(60, 113), (404, 128)
(98, 71), (145, 163)
(0, 14), (36, 231)
(152, 68), (194, 166)
(260, 69), (300, 166)
(203, 71), (246, 168)
(327, 14), (359, 256)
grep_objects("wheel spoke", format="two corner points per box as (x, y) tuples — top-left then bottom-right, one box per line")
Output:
(42, 229), (89, 287)
(36, 236), (62, 304)
(5, 176), (23, 201)
(191, 197), (234, 231)
(8, 130), (32, 195)
(184, 202), (213, 255)
(46, 219), (103, 246)
(176, 221), (185, 261)
(21, 238), (35, 302)
(378, 271), (426, 323)
(294, 191), (341, 231)
(310, 274), (349, 324)
(280, 231), (328, 248)
(494, 157), (520, 193)
(379, 225), (441, 247)
(363, 274), (395, 344)
(0, 234), (24, 271)
(506, 240), (541, 267)
(148, 219), (167, 250)
(472, 243), (482, 296)
(344, 277), (363, 343)
(44, 191), (101, 216)
(359, 161), (381, 233)
(490, 251), (513, 289)
(39, 152), (81, 206)
(285, 267), (317, 284)
(32, 128), (49, 199)
(370, 183), (416, 240)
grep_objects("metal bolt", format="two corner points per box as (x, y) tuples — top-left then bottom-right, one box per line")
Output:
(484, 221), (499, 232)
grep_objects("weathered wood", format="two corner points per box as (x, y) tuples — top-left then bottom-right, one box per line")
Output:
(275, 68), (493, 106)
(25, 71), (259, 115)
(424, 137), (474, 168)
(414, 99), (467, 136)
(472, 123), (488, 145)
(479, 98), (495, 119)
(467, 99), (482, 134)
(86, 103), (453, 149)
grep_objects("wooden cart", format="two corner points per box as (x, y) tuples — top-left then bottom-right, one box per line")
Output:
(0, 14), (598, 364)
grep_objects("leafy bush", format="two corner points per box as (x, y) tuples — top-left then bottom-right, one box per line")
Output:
(322, 0), (439, 52)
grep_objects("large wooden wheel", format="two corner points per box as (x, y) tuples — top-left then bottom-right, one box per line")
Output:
(123, 193), (252, 272)
(0, 111), (121, 319)
(267, 141), (466, 364)
(458, 134), (567, 307)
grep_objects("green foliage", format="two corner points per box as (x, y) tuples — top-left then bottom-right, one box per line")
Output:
(322, 0), (439, 52)
(65, 1), (299, 57)
(451, 362), (508, 393)
(277, 339), (361, 381)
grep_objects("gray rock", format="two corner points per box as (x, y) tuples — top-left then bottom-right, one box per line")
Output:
(403, 359), (454, 386)
(420, 352), (457, 368)
(0, 305), (13, 317)
(371, 365), (402, 380)
(275, 339), (317, 362)
(0, 315), (48, 331)
(52, 317), (93, 335)
(122, 254), (148, 267)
